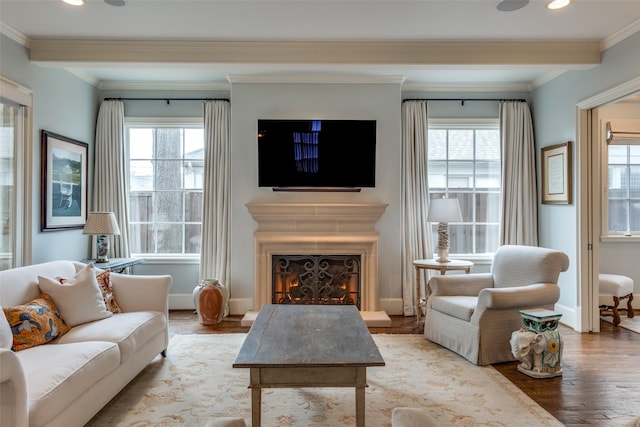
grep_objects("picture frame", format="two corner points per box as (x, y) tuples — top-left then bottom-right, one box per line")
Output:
(40, 130), (89, 231)
(541, 141), (572, 205)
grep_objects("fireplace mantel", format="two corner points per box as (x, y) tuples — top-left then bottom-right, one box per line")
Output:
(245, 202), (389, 321)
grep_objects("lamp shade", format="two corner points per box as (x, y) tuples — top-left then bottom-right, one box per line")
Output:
(427, 198), (463, 223)
(83, 212), (121, 235)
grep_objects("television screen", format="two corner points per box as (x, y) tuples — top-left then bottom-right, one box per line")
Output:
(257, 119), (376, 188)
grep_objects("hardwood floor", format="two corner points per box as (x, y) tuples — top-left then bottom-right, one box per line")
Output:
(169, 310), (640, 426)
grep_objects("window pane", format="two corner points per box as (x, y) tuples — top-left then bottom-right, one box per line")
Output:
(476, 224), (500, 253)
(156, 191), (183, 222)
(608, 145), (627, 164)
(631, 146), (640, 165)
(427, 162), (447, 189)
(428, 130), (446, 160)
(185, 224), (201, 254)
(185, 191), (202, 222)
(608, 199), (628, 232)
(156, 128), (183, 159)
(130, 192), (153, 222)
(184, 160), (204, 190)
(130, 160), (153, 191)
(476, 130), (500, 160)
(476, 192), (501, 222)
(608, 165), (628, 194)
(476, 161), (501, 189)
(156, 223), (183, 254)
(155, 160), (182, 191)
(129, 128), (154, 159)
(448, 161), (473, 188)
(185, 129), (204, 159)
(631, 199), (640, 232)
(631, 165), (640, 198)
(448, 192), (472, 222)
(448, 224), (473, 254)
(130, 223), (153, 253)
(448, 130), (473, 160)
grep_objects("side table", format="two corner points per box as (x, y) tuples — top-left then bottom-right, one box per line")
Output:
(511, 308), (563, 378)
(413, 259), (473, 323)
(80, 257), (144, 273)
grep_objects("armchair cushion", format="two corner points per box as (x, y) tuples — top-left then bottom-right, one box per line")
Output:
(431, 296), (477, 322)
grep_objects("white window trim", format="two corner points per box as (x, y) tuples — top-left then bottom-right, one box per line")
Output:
(428, 117), (500, 260)
(126, 117), (205, 260)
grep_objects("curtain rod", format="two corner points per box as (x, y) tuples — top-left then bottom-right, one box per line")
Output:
(103, 97), (230, 105)
(403, 98), (527, 105)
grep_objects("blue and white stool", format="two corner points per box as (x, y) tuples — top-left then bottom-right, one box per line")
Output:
(599, 273), (635, 326)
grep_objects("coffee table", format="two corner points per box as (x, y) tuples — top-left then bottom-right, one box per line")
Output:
(233, 304), (385, 427)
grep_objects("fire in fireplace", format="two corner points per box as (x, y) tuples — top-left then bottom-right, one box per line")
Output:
(272, 255), (361, 308)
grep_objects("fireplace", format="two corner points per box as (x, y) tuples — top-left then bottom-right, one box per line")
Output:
(272, 255), (361, 308)
(246, 202), (388, 314)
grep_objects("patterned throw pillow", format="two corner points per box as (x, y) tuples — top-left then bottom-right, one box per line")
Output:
(3, 293), (71, 351)
(95, 268), (122, 313)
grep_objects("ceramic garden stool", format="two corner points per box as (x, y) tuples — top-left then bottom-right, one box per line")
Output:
(511, 308), (563, 379)
(204, 417), (246, 427)
(599, 273), (635, 326)
(391, 407), (438, 427)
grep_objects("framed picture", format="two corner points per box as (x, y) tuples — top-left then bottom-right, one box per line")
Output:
(40, 130), (89, 231)
(541, 141), (572, 205)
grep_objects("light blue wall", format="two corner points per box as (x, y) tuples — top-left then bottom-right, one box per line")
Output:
(532, 31), (640, 328)
(1, 34), (99, 263)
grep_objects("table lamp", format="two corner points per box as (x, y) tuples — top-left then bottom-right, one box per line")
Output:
(83, 212), (121, 263)
(427, 198), (462, 263)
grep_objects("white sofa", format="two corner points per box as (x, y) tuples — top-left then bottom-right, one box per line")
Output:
(0, 261), (172, 427)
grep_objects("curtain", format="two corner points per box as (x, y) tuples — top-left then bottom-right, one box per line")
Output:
(199, 100), (231, 287)
(499, 101), (538, 246)
(401, 100), (433, 316)
(92, 99), (130, 258)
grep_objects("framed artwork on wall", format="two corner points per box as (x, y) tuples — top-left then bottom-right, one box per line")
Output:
(40, 130), (88, 231)
(541, 141), (572, 205)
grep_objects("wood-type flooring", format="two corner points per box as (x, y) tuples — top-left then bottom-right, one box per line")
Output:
(169, 310), (640, 426)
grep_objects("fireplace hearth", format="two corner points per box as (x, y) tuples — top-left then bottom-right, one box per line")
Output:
(272, 255), (361, 308)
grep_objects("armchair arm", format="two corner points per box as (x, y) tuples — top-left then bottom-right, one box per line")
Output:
(428, 273), (494, 297)
(110, 273), (172, 316)
(476, 283), (560, 310)
(0, 348), (28, 427)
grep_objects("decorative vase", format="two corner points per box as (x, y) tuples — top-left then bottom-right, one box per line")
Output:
(192, 279), (229, 325)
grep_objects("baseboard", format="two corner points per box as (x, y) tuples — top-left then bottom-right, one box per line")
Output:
(169, 294), (253, 316)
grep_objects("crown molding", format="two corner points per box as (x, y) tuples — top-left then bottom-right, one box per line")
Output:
(65, 68), (100, 87)
(601, 17), (640, 51)
(227, 74), (405, 85)
(529, 69), (568, 91)
(0, 23), (30, 48)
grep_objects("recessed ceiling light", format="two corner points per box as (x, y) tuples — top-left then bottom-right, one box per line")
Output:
(62, 0), (84, 5)
(105, 0), (127, 6)
(546, 0), (571, 10)
(496, 0), (529, 12)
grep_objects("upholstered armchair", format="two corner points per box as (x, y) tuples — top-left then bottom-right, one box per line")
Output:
(423, 245), (569, 366)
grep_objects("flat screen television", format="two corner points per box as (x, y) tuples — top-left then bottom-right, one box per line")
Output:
(257, 119), (376, 189)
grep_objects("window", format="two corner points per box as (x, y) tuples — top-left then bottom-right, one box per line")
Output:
(127, 119), (204, 256)
(607, 144), (640, 234)
(428, 119), (501, 256)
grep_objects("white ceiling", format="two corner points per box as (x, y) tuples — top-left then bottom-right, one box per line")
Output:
(2, 0), (640, 90)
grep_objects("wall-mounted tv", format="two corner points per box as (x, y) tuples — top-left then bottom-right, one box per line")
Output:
(257, 119), (376, 189)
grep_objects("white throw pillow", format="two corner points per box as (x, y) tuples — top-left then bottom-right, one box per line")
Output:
(0, 308), (12, 349)
(38, 263), (112, 327)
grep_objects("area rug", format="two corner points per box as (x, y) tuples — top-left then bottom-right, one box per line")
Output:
(601, 314), (640, 333)
(86, 334), (562, 427)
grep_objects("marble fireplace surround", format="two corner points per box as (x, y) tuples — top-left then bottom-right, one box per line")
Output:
(241, 202), (392, 327)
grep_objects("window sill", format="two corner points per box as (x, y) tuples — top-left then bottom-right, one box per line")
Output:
(600, 235), (640, 243)
(131, 255), (200, 264)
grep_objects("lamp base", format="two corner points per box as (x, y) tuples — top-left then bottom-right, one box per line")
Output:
(96, 235), (110, 263)
(436, 248), (451, 263)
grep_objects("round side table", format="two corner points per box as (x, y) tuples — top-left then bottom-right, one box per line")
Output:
(413, 259), (473, 323)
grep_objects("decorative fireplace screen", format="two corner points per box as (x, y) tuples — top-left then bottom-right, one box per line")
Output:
(272, 255), (361, 308)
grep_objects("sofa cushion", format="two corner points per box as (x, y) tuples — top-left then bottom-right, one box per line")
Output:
(95, 269), (122, 313)
(57, 311), (166, 363)
(16, 341), (119, 427)
(2, 293), (71, 351)
(37, 263), (112, 327)
(430, 296), (478, 322)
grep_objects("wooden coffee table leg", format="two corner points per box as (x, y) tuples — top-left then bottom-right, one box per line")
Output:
(355, 367), (366, 427)
(250, 369), (262, 427)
